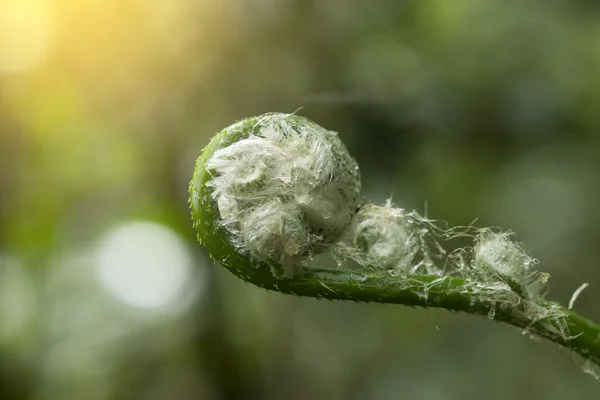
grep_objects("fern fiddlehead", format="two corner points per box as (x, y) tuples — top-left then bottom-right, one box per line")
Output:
(189, 112), (600, 370)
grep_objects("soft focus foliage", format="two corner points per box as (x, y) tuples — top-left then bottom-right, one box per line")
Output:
(1, 0), (600, 399)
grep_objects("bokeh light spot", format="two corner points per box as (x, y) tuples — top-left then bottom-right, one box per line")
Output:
(95, 221), (194, 312)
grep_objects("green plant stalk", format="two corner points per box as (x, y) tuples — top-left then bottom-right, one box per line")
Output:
(190, 115), (600, 368)
(252, 268), (600, 366)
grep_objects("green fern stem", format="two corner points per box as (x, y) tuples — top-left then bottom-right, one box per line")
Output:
(248, 267), (600, 366)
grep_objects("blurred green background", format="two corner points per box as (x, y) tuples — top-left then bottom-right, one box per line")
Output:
(1, 0), (600, 399)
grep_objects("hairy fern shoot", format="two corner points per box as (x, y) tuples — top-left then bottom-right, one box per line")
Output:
(189, 112), (600, 374)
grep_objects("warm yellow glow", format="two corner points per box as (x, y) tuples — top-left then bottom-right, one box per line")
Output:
(1, 0), (222, 136)
(0, 0), (55, 73)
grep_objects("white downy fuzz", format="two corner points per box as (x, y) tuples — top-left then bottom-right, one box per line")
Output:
(333, 201), (444, 274)
(351, 203), (418, 270)
(206, 113), (361, 275)
(473, 228), (536, 289)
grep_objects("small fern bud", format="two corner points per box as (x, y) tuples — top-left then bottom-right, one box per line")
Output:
(351, 203), (418, 270)
(473, 228), (535, 298)
(190, 113), (361, 278)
